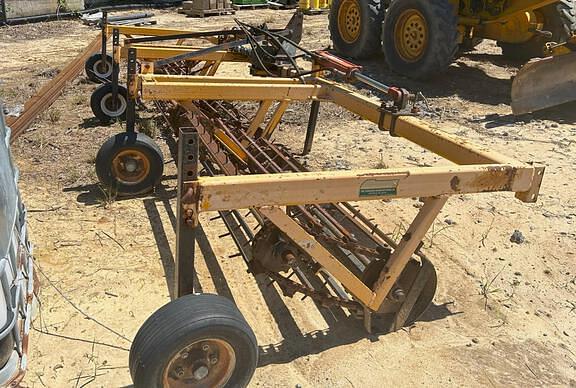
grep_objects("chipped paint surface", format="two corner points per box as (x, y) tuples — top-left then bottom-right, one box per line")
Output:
(470, 166), (516, 192)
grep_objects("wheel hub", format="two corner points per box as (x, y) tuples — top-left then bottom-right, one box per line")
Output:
(193, 365), (209, 381)
(94, 59), (112, 77)
(163, 339), (236, 388)
(100, 92), (127, 118)
(111, 149), (151, 185)
(394, 9), (428, 62)
(338, 0), (361, 44)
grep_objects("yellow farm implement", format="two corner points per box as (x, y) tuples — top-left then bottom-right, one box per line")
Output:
(85, 13), (544, 387)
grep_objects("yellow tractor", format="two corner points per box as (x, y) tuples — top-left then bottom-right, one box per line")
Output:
(329, 0), (576, 79)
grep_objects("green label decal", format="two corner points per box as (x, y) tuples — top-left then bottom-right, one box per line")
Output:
(359, 179), (399, 197)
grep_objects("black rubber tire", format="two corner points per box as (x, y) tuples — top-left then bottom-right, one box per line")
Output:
(382, 0), (458, 79)
(85, 53), (114, 83)
(129, 294), (258, 388)
(95, 132), (164, 196)
(329, 0), (385, 58)
(90, 83), (128, 124)
(499, 0), (576, 60)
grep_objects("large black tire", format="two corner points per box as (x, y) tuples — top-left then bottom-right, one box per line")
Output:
(499, 0), (576, 60)
(329, 0), (385, 58)
(90, 83), (128, 124)
(95, 132), (164, 196)
(382, 0), (458, 79)
(85, 53), (114, 83)
(129, 294), (258, 388)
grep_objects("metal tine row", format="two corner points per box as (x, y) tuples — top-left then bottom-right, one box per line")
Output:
(188, 101), (357, 300)
(195, 102), (390, 284)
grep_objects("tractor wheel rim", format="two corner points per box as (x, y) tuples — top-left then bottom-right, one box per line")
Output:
(93, 59), (113, 78)
(111, 149), (150, 185)
(100, 92), (127, 118)
(394, 9), (428, 62)
(338, 0), (362, 44)
(163, 338), (236, 388)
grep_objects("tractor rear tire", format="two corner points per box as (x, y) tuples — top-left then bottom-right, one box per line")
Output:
(499, 0), (576, 60)
(381, 0), (459, 79)
(329, 0), (385, 58)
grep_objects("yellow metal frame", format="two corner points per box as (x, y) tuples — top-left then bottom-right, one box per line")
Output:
(128, 48), (544, 312)
(456, 0), (560, 43)
(105, 24), (200, 38)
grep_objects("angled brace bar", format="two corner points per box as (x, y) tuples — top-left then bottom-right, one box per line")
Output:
(259, 206), (374, 305)
(246, 100), (273, 137)
(369, 196), (447, 310)
(262, 100), (290, 139)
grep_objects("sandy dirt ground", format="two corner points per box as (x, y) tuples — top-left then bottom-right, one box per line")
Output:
(1, 7), (576, 387)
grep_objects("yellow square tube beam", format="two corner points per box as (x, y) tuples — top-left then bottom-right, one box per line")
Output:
(196, 164), (537, 212)
(319, 79), (520, 166)
(140, 76), (322, 101)
(106, 25), (197, 37)
(120, 45), (250, 62)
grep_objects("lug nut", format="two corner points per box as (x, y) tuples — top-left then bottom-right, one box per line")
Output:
(180, 352), (189, 359)
(202, 344), (210, 352)
(210, 356), (218, 365)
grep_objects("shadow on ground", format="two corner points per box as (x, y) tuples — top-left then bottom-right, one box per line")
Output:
(347, 53), (515, 106)
(139, 186), (459, 367)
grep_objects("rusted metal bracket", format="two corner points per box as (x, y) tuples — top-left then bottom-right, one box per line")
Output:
(378, 102), (417, 137)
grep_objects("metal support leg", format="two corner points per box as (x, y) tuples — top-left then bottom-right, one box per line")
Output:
(303, 100), (320, 155)
(126, 48), (137, 133)
(100, 11), (108, 62)
(176, 128), (199, 297)
(1, 0), (7, 25)
(111, 28), (120, 109)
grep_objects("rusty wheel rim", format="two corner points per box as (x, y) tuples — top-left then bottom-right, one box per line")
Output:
(111, 149), (150, 186)
(338, 0), (361, 44)
(163, 338), (236, 388)
(394, 9), (428, 62)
